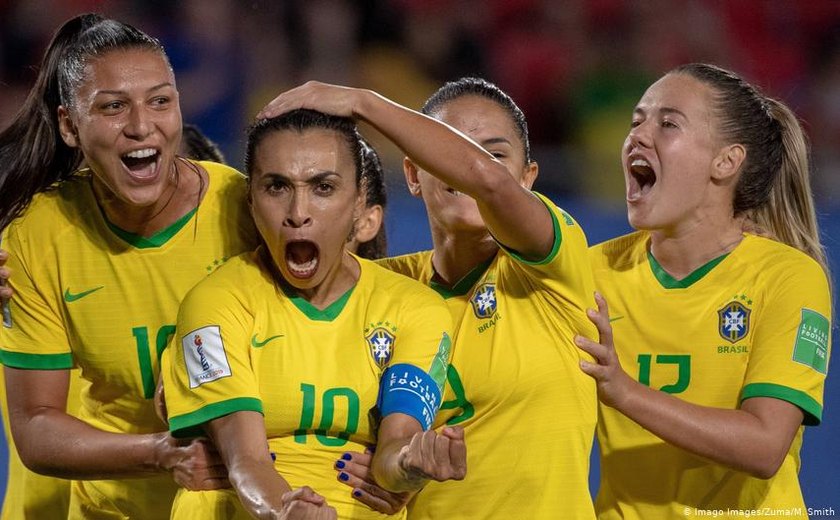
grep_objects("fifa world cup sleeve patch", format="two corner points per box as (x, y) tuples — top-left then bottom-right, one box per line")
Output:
(182, 325), (232, 388)
(377, 363), (443, 430)
(791, 308), (830, 374)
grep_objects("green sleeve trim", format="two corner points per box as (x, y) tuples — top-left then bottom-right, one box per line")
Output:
(169, 397), (263, 438)
(504, 193), (562, 266)
(0, 349), (73, 369)
(741, 382), (822, 426)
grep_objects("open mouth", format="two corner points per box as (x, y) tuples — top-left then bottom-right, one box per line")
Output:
(445, 186), (462, 196)
(121, 148), (160, 180)
(285, 240), (320, 279)
(628, 158), (656, 200)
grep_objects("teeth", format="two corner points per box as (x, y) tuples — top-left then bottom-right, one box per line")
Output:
(123, 148), (157, 159)
(631, 158), (651, 168)
(288, 257), (317, 273)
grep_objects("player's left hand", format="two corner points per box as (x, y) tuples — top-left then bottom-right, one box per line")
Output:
(576, 291), (635, 409)
(257, 81), (364, 120)
(335, 449), (413, 515)
(399, 426), (466, 485)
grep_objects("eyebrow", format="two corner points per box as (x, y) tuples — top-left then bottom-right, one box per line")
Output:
(480, 137), (513, 147)
(259, 170), (342, 183)
(633, 106), (688, 119)
(95, 82), (175, 96)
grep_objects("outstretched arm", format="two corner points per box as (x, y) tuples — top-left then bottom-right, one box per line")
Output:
(259, 82), (554, 260)
(5, 366), (227, 488)
(576, 293), (804, 479)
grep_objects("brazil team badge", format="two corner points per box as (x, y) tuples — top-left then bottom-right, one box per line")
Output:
(718, 300), (751, 343)
(470, 283), (497, 319)
(366, 327), (395, 368)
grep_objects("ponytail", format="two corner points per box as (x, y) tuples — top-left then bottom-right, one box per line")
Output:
(0, 15), (99, 230)
(750, 99), (828, 275)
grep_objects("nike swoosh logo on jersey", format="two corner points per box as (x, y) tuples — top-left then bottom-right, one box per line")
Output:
(609, 315), (625, 323)
(251, 334), (285, 348)
(64, 286), (104, 303)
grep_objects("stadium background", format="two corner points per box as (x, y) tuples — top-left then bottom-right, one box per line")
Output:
(0, 0), (837, 510)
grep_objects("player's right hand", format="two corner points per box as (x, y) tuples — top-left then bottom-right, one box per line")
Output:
(278, 486), (337, 520)
(399, 426), (467, 484)
(335, 449), (413, 515)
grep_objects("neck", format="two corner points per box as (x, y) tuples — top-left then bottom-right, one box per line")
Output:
(649, 216), (745, 280)
(94, 158), (206, 237)
(429, 224), (498, 287)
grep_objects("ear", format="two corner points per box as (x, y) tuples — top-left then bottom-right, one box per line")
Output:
(57, 106), (79, 148)
(403, 157), (422, 198)
(353, 204), (384, 244)
(521, 161), (539, 190)
(712, 144), (746, 182)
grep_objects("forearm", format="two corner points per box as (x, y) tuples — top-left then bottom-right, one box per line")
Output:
(353, 90), (503, 198)
(228, 458), (292, 520)
(371, 438), (424, 494)
(13, 407), (168, 479)
(353, 89), (553, 257)
(616, 383), (795, 478)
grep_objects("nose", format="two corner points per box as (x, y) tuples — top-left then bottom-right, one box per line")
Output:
(283, 189), (312, 228)
(123, 105), (152, 140)
(627, 120), (653, 149)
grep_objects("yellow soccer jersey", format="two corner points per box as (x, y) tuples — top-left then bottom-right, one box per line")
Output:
(165, 251), (452, 520)
(381, 194), (598, 520)
(0, 161), (255, 519)
(590, 232), (832, 520)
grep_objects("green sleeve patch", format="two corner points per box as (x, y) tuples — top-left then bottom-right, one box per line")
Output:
(0, 349), (74, 369)
(791, 308), (830, 374)
(741, 382), (822, 426)
(169, 397), (263, 438)
(428, 332), (451, 392)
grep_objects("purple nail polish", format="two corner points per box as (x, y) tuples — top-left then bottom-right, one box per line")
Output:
(339, 472), (349, 481)
(353, 490), (362, 497)
(341, 453), (352, 461)
(270, 452), (276, 461)
(335, 460), (345, 469)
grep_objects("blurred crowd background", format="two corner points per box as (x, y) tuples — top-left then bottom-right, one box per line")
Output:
(3, 0), (840, 204)
(1, 0), (838, 508)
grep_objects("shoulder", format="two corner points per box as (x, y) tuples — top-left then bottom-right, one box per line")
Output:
(376, 250), (433, 280)
(362, 257), (443, 305)
(740, 235), (829, 291)
(183, 251), (264, 305)
(588, 231), (648, 272)
(7, 174), (95, 237)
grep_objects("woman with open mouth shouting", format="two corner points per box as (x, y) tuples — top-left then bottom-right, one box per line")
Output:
(259, 78), (599, 520)
(580, 63), (831, 519)
(162, 109), (465, 520)
(0, 13), (256, 519)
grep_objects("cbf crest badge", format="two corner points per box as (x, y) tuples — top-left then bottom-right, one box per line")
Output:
(718, 300), (751, 343)
(470, 283), (497, 319)
(366, 327), (395, 368)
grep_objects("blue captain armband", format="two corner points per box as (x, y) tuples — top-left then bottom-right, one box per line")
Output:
(377, 364), (442, 430)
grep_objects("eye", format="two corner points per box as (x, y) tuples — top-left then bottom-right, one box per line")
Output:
(630, 119), (642, 129)
(314, 181), (335, 195)
(661, 119), (678, 129)
(100, 100), (125, 113)
(265, 178), (289, 195)
(150, 96), (171, 108)
(490, 151), (507, 160)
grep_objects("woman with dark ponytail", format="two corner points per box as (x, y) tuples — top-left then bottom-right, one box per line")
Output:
(580, 63), (831, 519)
(0, 13), (255, 519)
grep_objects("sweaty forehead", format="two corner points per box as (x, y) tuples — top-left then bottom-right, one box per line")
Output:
(81, 49), (173, 92)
